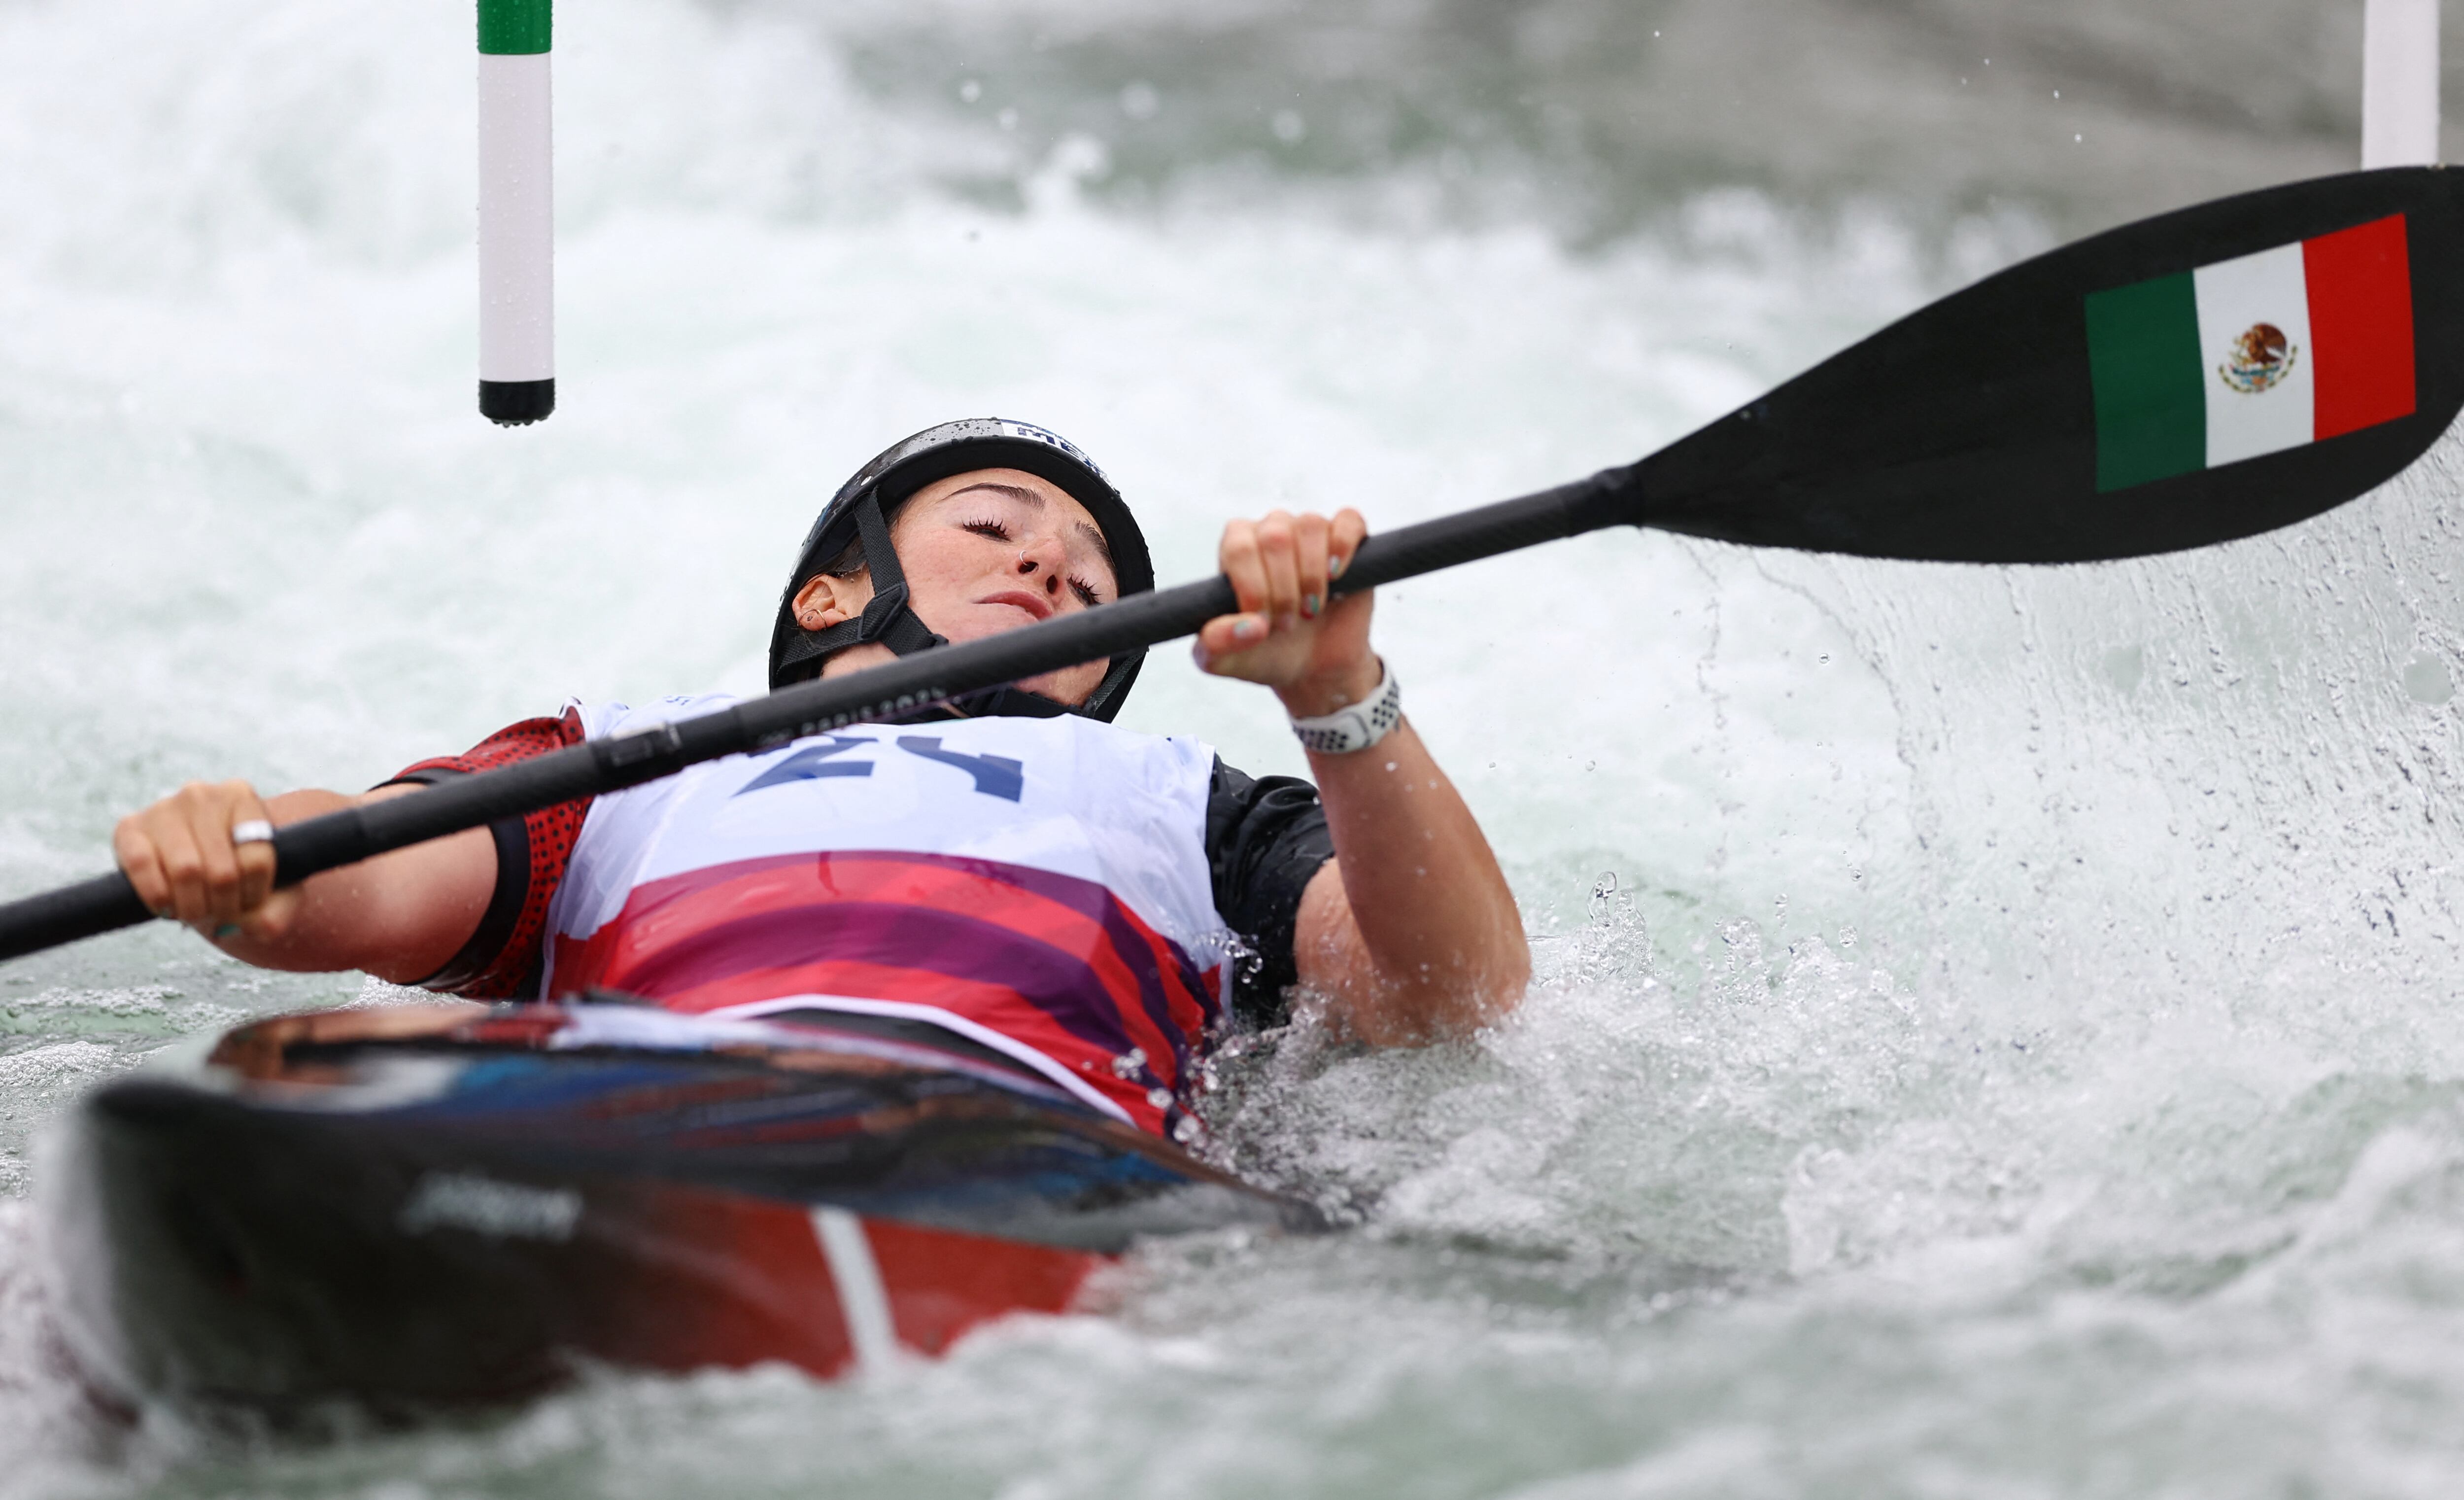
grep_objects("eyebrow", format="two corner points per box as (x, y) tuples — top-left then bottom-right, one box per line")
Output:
(947, 482), (1116, 577)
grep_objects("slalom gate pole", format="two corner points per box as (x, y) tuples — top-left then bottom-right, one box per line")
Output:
(2362, 0), (2439, 170)
(478, 0), (555, 425)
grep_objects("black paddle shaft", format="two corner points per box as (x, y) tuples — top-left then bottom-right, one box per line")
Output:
(0, 474), (1637, 962)
(9, 166), (2464, 963)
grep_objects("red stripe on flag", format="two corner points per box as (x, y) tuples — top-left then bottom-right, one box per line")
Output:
(2304, 214), (2416, 441)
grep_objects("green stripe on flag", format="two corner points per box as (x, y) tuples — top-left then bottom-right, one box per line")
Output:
(479, 0), (550, 55)
(2086, 272), (2203, 492)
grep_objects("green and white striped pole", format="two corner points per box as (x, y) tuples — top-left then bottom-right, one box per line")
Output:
(478, 0), (553, 425)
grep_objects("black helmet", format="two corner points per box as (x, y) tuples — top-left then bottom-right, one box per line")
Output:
(767, 419), (1156, 722)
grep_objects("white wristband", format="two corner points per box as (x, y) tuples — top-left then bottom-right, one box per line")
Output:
(1289, 660), (1402, 755)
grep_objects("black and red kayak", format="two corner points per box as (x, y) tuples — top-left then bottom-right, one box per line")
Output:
(40, 997), (1317, 1417)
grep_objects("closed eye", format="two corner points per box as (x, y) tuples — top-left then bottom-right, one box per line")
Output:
(971, 518), (1102, 604)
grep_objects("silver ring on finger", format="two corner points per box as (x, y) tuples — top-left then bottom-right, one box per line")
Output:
(230, 819), (275, 846)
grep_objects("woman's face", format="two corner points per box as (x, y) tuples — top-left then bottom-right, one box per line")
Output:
(793, 467), (1120, 705)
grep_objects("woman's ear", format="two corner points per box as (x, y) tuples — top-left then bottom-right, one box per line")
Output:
(790, 571), (865, 631)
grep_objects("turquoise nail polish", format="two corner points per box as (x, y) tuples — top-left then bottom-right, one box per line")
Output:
(1303, 593), (1321, 618)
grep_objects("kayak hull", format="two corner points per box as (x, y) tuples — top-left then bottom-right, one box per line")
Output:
(41, 1000), (1311, 1417)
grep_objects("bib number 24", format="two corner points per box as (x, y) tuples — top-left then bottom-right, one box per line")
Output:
(734, 735), (1024, 803)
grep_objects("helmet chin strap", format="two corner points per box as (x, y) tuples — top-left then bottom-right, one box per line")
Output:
(923, 684), (1073, 721)
(773, 492), (948, 676)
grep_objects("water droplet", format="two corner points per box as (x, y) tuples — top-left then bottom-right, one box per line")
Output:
(2100, 644), (2146, 693)
(958, 79), (981, 105)
(2404, 655), (2453, 705)
(1271, 109), (1306, 144)
(998, 107), (1020, 131)
(1119, 81), (1160, 120)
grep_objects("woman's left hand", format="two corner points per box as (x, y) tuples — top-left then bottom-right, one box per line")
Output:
(1195, 508), (1378, 717)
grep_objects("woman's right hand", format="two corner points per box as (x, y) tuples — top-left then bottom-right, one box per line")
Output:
(113, 780), (297, 943)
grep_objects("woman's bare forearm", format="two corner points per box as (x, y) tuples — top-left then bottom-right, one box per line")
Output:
(120, 781), (497, 983)
(1294, 720), (1530, 1044)
(228, 787), (496, 981)
(1190, 504), (1528, 1045)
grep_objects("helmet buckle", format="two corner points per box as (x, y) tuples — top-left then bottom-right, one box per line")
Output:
(853, 581), (911, 643)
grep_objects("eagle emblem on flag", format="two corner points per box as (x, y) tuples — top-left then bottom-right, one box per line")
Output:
(2219, 322), (2298, 395)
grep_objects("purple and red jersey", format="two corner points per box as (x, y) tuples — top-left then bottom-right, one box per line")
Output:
(390, 697), (1333, 1138)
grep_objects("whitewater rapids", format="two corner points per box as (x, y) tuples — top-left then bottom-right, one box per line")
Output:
(3, 0), (2464, 1494)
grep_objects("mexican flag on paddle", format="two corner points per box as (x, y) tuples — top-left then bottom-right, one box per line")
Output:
(2086, 214), (2417, 492)
(1635, 167), (2461, 563)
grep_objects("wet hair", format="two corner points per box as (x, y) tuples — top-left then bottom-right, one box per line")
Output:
(807, 499), (913, 592)
(814, 533), (866, 581)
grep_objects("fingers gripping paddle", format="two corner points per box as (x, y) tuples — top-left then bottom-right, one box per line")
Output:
(6, 167), (2462, 962)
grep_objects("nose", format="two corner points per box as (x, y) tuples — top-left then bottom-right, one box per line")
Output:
(1016, 532), (1069, 594)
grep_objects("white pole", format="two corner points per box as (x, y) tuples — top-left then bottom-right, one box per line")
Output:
(478, 0), (554, 424)
(2362, 0), (2440, 169)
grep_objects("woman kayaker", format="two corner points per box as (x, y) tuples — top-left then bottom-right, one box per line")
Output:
(107, 419), (1528, 1137)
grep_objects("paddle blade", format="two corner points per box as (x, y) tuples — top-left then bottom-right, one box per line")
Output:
(1635, 168), (2464, 562)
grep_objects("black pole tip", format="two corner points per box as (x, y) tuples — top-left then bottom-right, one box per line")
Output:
(479, 379), (555, 426)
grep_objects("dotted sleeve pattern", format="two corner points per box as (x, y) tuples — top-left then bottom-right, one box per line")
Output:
(381, 708), (592, 1000)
